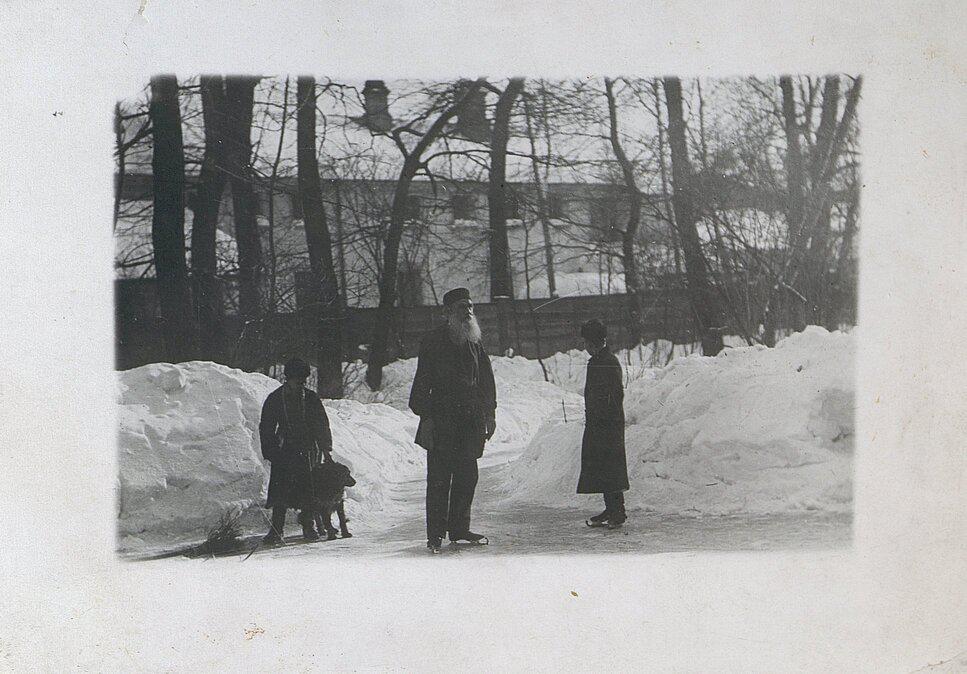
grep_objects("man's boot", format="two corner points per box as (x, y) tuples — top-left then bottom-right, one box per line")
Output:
(604, 492), (627, 529)
(263, 508), (286, 545)
(607, 498), (627, 529)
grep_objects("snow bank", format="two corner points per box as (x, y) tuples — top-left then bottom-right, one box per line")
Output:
(345, 355), (584, 466)
(117, 362), (424, 551)
(501, 327), (855, 516)
(530, 335), (753, 395)
(117, 328), (846, 550)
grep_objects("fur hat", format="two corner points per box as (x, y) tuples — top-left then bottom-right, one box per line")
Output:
(580, 319), (607, 343)
(283, 358), (311, 379)
(443, 287), (472, 306)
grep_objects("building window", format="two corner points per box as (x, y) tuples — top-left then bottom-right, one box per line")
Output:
(590, 197), (621, 239)
(405, 195), (422, 221)
(547, 193), (565, 219)
(452, 193), (475, 220)
(397, 262), (423, 306)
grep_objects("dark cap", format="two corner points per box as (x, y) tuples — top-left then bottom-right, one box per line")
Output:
(283, 358), (311, 379)
(443, 287), (472, 306)
(580, 319), (607, 343)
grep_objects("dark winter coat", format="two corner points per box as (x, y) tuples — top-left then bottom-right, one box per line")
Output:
(408, 324), (497, 458)
(259, 385), (333, 510)
(577, 346), (629, 494)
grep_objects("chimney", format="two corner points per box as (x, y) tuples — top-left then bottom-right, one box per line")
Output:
(361, 80), (392, 132)
(454, 80), (490, 143)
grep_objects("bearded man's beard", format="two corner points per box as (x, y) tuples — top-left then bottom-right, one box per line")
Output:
(448, 314), (482, 344)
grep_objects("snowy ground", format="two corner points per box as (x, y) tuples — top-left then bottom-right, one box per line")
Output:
(134, 471), (850, 561)
(117, 328), (854, 560)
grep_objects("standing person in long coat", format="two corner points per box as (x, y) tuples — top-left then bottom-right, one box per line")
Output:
(408, 287), (497, 553)
(578, 319), (629, 528)
(259, 357), (333, 544)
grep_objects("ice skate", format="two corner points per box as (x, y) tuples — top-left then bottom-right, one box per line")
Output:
(607, 511), (627, 530)
(427, 537), (443, 554)
(586, 510), (610, 527)
(449, 531), (489, 545)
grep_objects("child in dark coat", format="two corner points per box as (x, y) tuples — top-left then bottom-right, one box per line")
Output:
(258, 358), (333, 544)
(577, 320), (629, 528)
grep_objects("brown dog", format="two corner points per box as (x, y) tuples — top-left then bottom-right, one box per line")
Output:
(310, 461), (357, 540)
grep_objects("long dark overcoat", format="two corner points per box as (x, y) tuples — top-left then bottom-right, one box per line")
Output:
(259, 385), (333, 509)
(577, 346), (629, 494)
(408, 325), (497, 458)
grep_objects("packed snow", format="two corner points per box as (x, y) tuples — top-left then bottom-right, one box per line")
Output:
(500, 326), (855, 515)
(116, 327), (854, 553)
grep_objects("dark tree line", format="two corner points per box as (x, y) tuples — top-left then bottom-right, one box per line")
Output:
(122, 74), (860, 391)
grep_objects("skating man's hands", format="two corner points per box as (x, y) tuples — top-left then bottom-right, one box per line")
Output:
(484, 416), (496, 440)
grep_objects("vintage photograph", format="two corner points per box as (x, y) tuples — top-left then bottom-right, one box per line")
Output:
(114, 74), (860, 560)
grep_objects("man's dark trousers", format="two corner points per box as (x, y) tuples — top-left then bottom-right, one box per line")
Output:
(426, 430), (479, 540)
(604, 491), (625, 517)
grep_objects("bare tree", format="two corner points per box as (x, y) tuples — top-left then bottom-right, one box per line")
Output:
(762, 75), (862, 342)
(222, 76), (264, 364)
(604, 77), (645, 346)
(488, 77), (525, 353)
(189, 75), (228, 360)
(663, 77), (725, 355)
(297, 76), (345, 398)
(265, 76), (291, 315)
(116, 74), (862, 371)
(148, 75), (196, 362)
(365, 78), (486, 390)
(521, 82), (558, 298)
(804, 75), (841, 327)
(761, 75), (810, 343)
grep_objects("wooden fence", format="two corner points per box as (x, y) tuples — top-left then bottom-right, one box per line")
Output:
(115, 277), (845, 371)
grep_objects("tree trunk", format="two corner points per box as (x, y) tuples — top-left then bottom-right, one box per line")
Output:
(190, 75), (228, 360)
(662, 77), (725, 356)
(651, 79), (682, 276)
(489, 77), (524, 353)
(332, 179), (349, 307)
(113, 103), (126, 232)
(834, 199), (859, 327)
(696, 79), (734, 277)
(804, 75), (841, 326)
(266, 77), (290, 315)
(222, 76), (264, 367)
(297, 76), (345, 399)
(765, 76), (810, 342)
(365, 79), (486, 390)
(365, 153), (423, 390)
(604, 77), (645, 347)
(522, 85), (558, 299)
(149, 75), (196, 363)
